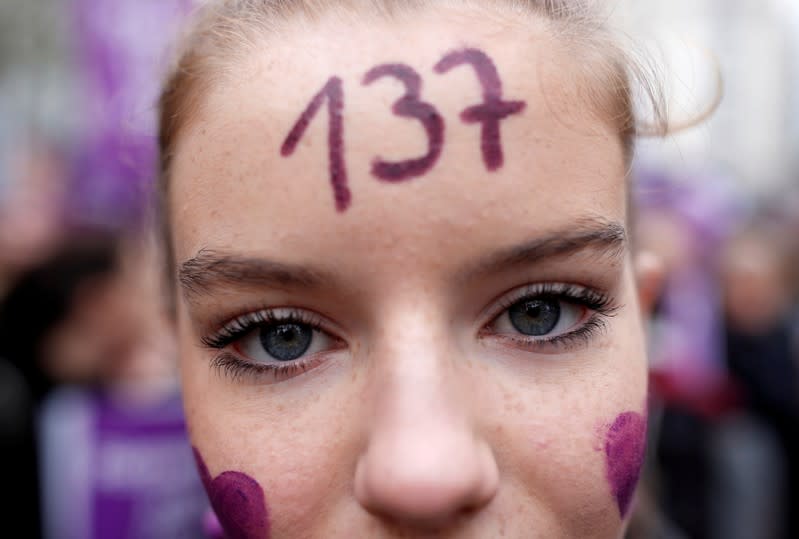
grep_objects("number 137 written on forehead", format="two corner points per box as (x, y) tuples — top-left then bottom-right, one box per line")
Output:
(280, 48), (526, 212)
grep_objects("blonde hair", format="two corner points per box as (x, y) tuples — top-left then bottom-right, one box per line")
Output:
(156, 0), (669, 272)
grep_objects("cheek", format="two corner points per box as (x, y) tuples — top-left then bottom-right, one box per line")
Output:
(193, 447), (270, 539)
(182, 350), (363, 535)
(495, 326), (648, 531)
(180, 333), (272, 538)
(504, 409), (621, 535)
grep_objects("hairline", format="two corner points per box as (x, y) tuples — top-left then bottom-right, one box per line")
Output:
(157, 0), (642, 304)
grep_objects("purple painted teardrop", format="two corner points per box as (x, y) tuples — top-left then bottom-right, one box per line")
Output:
(193, 447), (270, 539)
(605, 412), (647, 518)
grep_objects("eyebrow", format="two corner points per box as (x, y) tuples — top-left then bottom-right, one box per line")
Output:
(459, 219), (628, 282)
(178, 249), (332, 299)
(179, 219), (627, 299)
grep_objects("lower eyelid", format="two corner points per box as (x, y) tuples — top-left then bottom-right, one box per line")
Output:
(481, 315), (608, 353)
(204, 306), (347, 350)
(211, 351), (323, 383)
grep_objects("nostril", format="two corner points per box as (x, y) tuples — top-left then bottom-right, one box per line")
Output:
(353, 440), (499, 529)
(356, 476), (472, 529)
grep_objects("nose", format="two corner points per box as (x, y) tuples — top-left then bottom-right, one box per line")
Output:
(354, 338), (499, 529)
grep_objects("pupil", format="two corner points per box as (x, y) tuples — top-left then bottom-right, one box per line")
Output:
(509, 298), (560, 336)
(260, 323), (312, 361)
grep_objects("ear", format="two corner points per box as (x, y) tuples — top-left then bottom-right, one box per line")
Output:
(634, 250), (664, 316)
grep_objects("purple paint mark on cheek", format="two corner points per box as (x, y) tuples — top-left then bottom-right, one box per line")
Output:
(193, 447), (270, 539)
(604, 411), (647, 518)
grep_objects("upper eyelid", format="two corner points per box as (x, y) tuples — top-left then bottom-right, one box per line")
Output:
(203, 307), (344, 349)
(478, 282), (622, 332)
(477, 282), (611, 323)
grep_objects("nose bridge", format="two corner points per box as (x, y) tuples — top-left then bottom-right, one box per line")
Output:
(354, 295), (498, 528)
(369, 294), (463, 432)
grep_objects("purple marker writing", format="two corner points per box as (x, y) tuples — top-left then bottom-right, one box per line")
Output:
(281, 76), (350, 212)
(434, 48), (526, 171)
(363, 63), (445, 181)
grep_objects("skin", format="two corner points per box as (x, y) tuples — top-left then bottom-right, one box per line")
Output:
(722, 234), (791, 332)
(169, 6), (657, 538)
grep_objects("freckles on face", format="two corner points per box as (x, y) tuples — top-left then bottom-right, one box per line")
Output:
(171, 7), (643, 535)
(194, 447), (270, 539)
(604, 411), (647, 518)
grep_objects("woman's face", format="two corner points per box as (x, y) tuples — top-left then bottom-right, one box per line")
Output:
(170, 9), (650, 539)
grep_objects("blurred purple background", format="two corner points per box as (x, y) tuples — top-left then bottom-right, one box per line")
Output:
(0, 1), (797, 538)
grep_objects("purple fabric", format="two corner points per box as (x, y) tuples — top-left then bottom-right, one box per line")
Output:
(39, 387), (207, 539)
(634, 167), (742, 389)
(89, 390), (207, 538)
(89, 390), (207, 539)
(68, 0), (193, 226)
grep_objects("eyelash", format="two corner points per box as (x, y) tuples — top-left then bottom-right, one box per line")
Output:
(202, 309), (332, 382)
(482, 282), (619, 352)
(201, 283), (619, 382)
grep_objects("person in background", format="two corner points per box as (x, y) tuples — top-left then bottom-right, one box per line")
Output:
(634, 170), (739, 539)
(0, 139), (68, 297)
(0, 139), (78, 535)
(0, 234), (118, 537)
(0, 232), (208, 539)
(1, 0), (204, 535)
(717, 219), (799, 539)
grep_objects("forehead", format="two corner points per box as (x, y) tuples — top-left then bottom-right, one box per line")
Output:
(169, 7), (627, 271)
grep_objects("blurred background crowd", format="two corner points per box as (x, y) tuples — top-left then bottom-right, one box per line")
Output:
(0, 0), (797, 538)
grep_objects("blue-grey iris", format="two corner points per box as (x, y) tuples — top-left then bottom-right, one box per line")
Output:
(260, 323), (312, 361)
(509, 298), (561, 336)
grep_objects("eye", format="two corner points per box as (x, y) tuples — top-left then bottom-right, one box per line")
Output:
(236, 319), (336, 363)
(202, 308), (345, 381)
(483, 283), (618, 351)
(494, 296), (584, 338)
